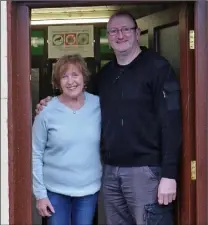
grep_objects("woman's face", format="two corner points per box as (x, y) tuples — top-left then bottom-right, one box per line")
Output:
(60, 63), (84, 99)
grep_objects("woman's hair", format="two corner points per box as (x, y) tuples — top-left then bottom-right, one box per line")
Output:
(52, 54), (90, 89)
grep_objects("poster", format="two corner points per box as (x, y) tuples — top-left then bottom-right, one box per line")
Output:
(48, 25), (94, 58)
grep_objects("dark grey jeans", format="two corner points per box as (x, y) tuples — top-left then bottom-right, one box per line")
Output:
(102, 165), (173, 225)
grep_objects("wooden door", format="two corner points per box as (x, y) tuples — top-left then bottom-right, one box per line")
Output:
(137, 4), (195, 225)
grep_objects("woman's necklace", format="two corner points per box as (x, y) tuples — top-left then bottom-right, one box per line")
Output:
(67, 97), (85, 114)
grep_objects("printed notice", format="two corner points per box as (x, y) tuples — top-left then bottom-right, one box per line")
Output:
(48, 25), (94, 58)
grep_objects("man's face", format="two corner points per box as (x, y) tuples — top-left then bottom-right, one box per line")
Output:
(107, 15), (140, 54)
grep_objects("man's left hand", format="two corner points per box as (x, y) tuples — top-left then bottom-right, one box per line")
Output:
(158, 178), (177, 205)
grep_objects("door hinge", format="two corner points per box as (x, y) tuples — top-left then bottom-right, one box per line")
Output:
(189, 30), (195, 49)
(191, 160), (196, 180)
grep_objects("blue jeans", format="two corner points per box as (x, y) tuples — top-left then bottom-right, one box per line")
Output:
(47, 190), (98, 225)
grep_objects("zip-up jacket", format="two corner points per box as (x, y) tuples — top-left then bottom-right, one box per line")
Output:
(91, 47), (182, 179)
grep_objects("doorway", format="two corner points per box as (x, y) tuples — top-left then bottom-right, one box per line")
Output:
(7, 1), (208, 225)
(30, 4), (183, 224)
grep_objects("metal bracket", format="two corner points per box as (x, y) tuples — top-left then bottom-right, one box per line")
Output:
(189, 30), (195, 49)
(191, 160), (196, 180)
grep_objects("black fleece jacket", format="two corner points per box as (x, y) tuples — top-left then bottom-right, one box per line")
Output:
(89, 47), (182, 179)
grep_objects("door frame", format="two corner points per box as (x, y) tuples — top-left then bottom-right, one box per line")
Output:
(7, 0), (208, 224)
(194, 1), (208, 224)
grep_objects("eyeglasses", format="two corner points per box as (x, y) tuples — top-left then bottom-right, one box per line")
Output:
(107, 27), (137, 36)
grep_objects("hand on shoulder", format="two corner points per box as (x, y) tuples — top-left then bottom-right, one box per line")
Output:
(35, 96), (52, 115)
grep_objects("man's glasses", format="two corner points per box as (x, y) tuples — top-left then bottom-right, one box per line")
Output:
(107, 27), (137, 36)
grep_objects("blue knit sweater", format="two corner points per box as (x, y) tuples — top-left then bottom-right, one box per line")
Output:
(32, 92), (102, 200)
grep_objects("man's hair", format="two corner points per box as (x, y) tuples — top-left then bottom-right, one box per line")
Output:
(52, 54), (90, 89)
(108, 10), (138, 28)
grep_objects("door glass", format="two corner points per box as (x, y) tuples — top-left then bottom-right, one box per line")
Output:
(158, 24), (180, 77)
(140, 32), (149, 48)
(100, 28), (113, 54)
(31, 68), (40, 120)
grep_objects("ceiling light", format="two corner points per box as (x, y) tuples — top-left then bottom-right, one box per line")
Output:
(31, 18), (109, 25)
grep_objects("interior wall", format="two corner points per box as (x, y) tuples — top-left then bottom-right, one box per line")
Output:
(1, 1), (10, 224)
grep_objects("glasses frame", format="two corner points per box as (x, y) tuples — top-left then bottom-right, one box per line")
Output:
(107, 27), (137, 36)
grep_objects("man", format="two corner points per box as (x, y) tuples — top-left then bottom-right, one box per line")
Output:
(36, 11), (181, 225)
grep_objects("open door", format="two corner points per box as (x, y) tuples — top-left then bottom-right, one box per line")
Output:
(137, 3), (195, 225)
(178, 4), (196, 225)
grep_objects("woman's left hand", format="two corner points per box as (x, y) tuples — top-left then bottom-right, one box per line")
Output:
(36, 197), (55, 217)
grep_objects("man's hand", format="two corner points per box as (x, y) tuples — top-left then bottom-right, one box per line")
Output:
(35, 96), (52, 115)
(36, 198), (55, 217)
(158, 178), (177, 205)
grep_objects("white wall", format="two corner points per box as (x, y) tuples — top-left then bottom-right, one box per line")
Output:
(1, 1), (9, 224)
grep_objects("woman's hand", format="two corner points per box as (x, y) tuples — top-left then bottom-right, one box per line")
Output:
(36, 198), (55, 217)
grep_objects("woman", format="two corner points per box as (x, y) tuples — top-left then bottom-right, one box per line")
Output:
(32, 54), (102, 225)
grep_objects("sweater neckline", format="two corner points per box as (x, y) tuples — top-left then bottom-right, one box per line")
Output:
(112, 46), (147, 70)
(55, 92), (88, 115)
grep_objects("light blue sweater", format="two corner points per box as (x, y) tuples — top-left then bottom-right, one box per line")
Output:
(32, 92), (102, 200)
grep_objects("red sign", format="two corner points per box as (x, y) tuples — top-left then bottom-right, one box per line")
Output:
(65, 33), (77, 45)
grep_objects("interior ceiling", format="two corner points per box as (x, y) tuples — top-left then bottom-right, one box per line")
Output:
(31, 4), (170, 21)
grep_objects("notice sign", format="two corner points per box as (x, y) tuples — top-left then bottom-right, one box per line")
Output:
(48, 25), (94, 58)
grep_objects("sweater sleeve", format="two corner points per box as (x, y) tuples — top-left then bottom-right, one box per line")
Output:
(32, 113), (48, 200)
(152, 59), (182, 180)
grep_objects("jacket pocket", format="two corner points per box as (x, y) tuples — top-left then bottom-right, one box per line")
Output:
(163, 81), (180, 111)
(144, 203), (174, 225)
(144, 166), (161, 180)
